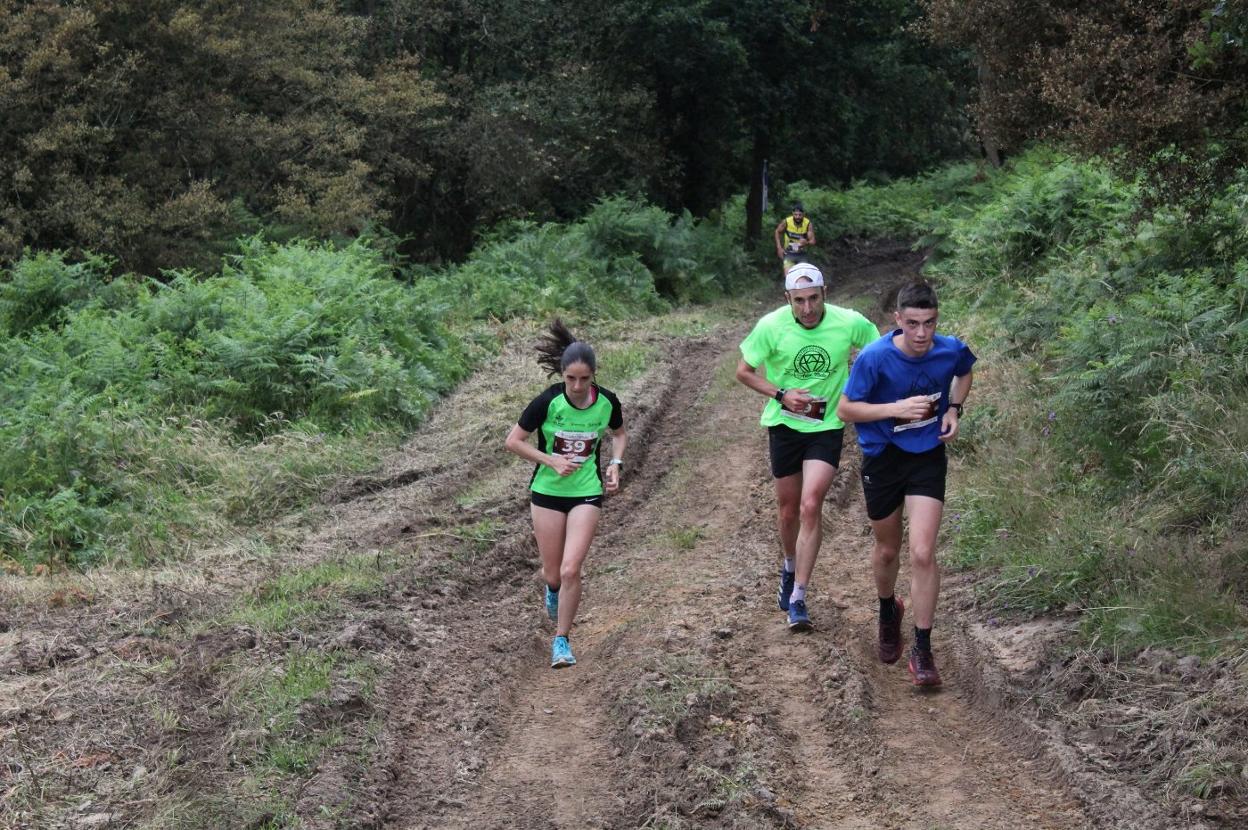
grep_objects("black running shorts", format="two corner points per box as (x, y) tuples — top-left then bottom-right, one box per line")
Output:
(860, 443), (947, 521)
(531, 492), (603, 513)
(767, 425), (844, 479)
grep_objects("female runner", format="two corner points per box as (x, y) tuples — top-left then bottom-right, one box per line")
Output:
(504, 320), (627, 668)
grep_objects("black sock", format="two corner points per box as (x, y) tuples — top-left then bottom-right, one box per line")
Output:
(878, 595), (897, 623)
(914, 626), (932, 652)
(547, 582), (560, 593)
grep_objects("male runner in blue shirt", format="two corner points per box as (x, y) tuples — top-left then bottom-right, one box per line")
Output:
(837, 281), (975, 686)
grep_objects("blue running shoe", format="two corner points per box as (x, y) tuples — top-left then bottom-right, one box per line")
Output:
(544, 584), (559, 622)
(551, 635), (576, 668)
(788, 599), (813, 632)
(777, 568), (796, 612)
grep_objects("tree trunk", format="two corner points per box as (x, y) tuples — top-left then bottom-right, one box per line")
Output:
(976, 55), (1003, 168)
(744, 132), (770, 251)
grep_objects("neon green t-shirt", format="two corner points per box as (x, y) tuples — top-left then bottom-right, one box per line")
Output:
(517, 383), (623, 497)
(739, 304), (879, 432)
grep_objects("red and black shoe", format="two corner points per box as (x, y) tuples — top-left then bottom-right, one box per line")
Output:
(878, 596), (905, 664)
(907, 645), (942, 687)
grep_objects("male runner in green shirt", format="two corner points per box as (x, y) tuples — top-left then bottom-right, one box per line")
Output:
(736, 263), (879, 630)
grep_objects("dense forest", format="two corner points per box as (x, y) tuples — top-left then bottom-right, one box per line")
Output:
(0, 0), (973, 272)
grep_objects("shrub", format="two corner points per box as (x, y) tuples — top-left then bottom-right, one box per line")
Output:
(0, 251), (116, 336)
(0, 196), (750, 568)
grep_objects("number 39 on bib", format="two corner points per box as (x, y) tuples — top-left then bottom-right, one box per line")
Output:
(553, 430), (596, 463)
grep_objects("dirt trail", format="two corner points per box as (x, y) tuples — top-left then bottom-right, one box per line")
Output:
(366, 256), (1093, 829)
(5, 246), (1178, 830)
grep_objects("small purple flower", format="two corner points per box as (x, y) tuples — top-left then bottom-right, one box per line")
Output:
(1124, 546), (1136, 557)
(988, 617), (1000, 627)
(1047, 411), (1058, 422)
(1042, 426), (1051, 437)
(1107, 314), (1119, 324)
(1027, 566), (1038, 578)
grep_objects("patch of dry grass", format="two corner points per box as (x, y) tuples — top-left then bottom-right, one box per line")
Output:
(1038, 647), (1248, 818)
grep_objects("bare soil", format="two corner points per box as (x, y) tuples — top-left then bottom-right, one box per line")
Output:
(1, 242), (1235, 829)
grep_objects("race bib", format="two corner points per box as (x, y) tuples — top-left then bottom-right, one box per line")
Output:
(553, 430), (597, 463)
(893, 393), (940, 432)
(781, 396), (828, 424)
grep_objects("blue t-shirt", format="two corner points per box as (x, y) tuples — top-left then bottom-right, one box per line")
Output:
(843, 331), (977, 457)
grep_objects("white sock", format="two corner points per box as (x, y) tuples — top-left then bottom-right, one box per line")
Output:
(783, 557), (795, 573)
(790, 584), (806, 604)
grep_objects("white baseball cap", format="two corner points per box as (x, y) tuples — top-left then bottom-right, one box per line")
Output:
(784, 263), (824, 291)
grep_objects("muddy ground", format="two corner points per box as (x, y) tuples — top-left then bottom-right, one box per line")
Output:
(1, 243), (1239, 829)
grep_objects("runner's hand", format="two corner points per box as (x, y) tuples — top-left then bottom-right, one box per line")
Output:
(549, 455), (581, 476)
(776, 247), (785, 260)
(939, 409), (960, 442)
(783, 389), (813, 412)
(604, 465), (620, 493)
(892, 396), (936, 421)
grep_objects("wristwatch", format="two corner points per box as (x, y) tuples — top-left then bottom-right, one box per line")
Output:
(949, 402), (964, 417)
(774, 388), (787, 403)
(609, 458), (624, 471)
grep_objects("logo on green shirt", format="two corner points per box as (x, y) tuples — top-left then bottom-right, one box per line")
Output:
(792, 345), (831, 378)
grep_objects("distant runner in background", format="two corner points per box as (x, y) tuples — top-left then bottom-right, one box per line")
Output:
(774, 202), (816, 274)
(836, 281), (975, 687)
(736, 263), (879, 632)
(505, 320), (627, 669)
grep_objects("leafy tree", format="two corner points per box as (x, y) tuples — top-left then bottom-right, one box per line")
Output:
(0, 0), (442, 271)
(922, 0), (1248, 185)
(343, 0), (671, 260)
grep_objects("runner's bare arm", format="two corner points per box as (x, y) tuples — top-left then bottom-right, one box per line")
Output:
(803, 222), (815, 249)
(836, 394), (933, 423)
(504, 424), (579, 476)
(735, 359), (809, 411)
(604, 426), (628, 493)
(939, 371), (974, 442)
(774, 222), (787, 258)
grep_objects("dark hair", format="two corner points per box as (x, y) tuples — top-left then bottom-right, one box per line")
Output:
(535, 318), (597, 377)
(792, 202), (805, 212)
(895, 281), (939, 311)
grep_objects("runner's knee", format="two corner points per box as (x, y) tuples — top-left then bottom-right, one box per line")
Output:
(799, 495), (824, 525)
(559, 562), (583, 584)
(874, 541), (901, 564)
(910, 543), (937, 570)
